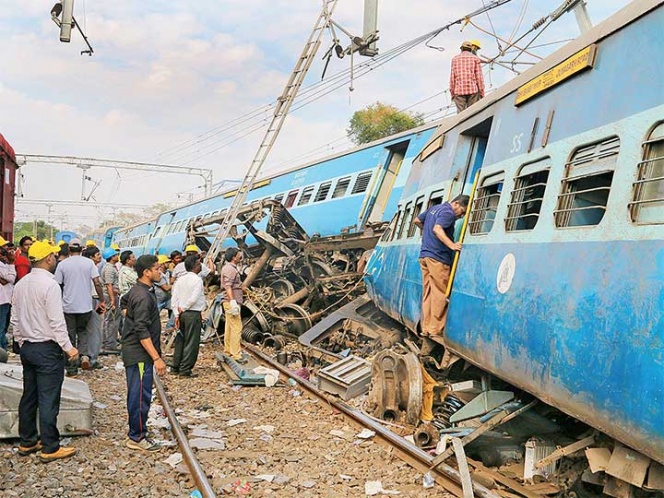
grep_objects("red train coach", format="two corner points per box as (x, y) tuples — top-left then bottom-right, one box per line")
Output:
(0, 133), (18, 242)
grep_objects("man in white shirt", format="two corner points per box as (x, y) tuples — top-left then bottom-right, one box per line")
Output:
(12, 240), (79, 462)
(0, 236), (17, 351)
(171, 245), (215, 282)
(171, 255), (206, 377)
(54, 238), (105, 376)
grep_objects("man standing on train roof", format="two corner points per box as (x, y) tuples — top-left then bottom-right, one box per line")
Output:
(221, 247), (245, 363)
(11, 240), (79, 462)
(450, 40), (485, 113)
(414, 195), (469, 337)
(120, 254), (166, 452)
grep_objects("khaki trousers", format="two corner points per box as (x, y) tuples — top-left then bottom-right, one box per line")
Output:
(419, 257), (451, 336)
(223, 302), (242, 359)
(453, 93), (482, 113)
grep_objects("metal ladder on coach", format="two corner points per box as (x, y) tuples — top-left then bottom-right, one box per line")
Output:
(206, 0), (340, 264)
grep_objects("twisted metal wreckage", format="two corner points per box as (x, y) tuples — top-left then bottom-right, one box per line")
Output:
(189, 199), (381, 346)
(185, 198), (663, 497)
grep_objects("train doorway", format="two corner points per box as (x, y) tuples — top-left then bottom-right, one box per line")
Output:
(450, 117), (493, 201)
(363, 140), (409, 224)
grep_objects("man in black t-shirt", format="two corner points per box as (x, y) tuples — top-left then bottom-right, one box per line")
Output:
(120, 255), (166, 452)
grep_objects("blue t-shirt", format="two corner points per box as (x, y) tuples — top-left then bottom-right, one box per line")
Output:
(418, 202), (457, 265)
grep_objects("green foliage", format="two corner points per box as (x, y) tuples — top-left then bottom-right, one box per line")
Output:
(14, 221), (59, 243)
(347, 102), (424, 145)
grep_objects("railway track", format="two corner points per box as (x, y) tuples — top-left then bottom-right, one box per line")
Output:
(0, 340), (542, 498)
(152, 342), (537, 498)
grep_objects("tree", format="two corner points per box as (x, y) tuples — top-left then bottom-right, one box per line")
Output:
(14, 221), (59, 242)
(347, 102), (424, 145)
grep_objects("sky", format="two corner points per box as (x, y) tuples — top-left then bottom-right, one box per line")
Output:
(0, 0), (630, 232)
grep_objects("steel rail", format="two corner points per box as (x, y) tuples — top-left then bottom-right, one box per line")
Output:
(244, 344), (500, 498)
(154, 374), (216, 498)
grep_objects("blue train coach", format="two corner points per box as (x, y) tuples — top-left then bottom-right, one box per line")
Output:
(112, 122), (439, 256)
(365, 0), (663, 467)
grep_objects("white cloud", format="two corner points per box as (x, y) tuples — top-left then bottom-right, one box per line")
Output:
(1, 0), (630, 230)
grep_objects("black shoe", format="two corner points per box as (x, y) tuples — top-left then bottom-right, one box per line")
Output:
(178, 371), (198, 378)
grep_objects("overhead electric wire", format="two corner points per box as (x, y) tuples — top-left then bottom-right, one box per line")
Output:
(159, 0), (515, 168)
(507, 0), (529, 43)
(155, 103), (275, 162)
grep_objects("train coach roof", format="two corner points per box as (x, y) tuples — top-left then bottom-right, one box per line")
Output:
(0, 133), (16, 163)
(417, 0), (662, 159)
(116, 117), (447, 234)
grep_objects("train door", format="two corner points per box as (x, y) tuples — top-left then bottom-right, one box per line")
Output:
(451, 118), (493, 243)
(363, 141), (409, 224)
(152, 212), (176, 255)
(450, 117), (493, 201)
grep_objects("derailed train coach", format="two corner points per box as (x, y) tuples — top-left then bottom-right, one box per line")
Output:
(0, 133), (18, 242)
(365, 0), (663, 473)
(112, 122), (440, 256)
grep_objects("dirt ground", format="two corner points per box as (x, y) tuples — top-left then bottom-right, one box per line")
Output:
(0, 342), (449, 497)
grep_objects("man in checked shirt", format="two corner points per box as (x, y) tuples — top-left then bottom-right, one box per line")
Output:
(450, 40), (484, 113)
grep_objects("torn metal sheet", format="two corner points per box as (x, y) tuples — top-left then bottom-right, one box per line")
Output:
(0, 362), (93, 438)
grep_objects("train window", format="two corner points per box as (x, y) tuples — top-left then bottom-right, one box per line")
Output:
(274, 193), (284, 204)
(408, 196), (425, 237)
(332, 177), (351, 199)
(315, 181), (332, 202)
(505, 160), (550, 231)
(398, 202), (413, 239)
(555, 137), (619, 228)
(428, 189), (445, 208)
(470, 172), (504, 235)
(390, 209), (403, 242)
(298, 186), (315, 206)
(630, 122), (664, 224)
(351, 171), (373, 194)
(284, 190), (299, 208)
(381, 212), (399, 242)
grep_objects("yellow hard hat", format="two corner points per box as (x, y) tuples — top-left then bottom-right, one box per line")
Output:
(85, 239), (96, 247)
(157, 254), (170, 265)
(28, 240), (60, 262)
(58, 240), (66, 246)
(469, 39), (481, 49)
(110, 243), (120, 251)
(184, 244), (200, 253)
(0, 236), (7, 247)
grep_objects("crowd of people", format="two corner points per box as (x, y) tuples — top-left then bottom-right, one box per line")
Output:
(0, 235), (245, 460)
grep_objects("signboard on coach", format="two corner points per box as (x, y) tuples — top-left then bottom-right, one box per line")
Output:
(515, 44), (597, 106)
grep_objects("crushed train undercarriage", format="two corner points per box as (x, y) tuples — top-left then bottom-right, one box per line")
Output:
(188, 199), (381, 347)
